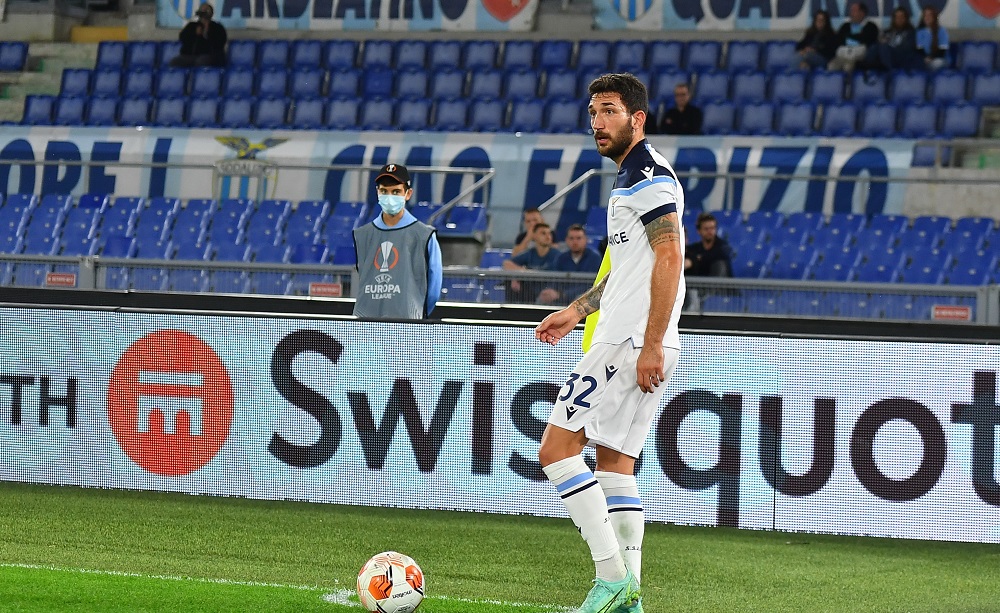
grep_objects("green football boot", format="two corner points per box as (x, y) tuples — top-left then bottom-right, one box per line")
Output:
(615, 596), (644, 613)
(577, 569), (640, 613)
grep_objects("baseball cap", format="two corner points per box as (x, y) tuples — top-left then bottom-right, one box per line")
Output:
(375, 164), (410, 187)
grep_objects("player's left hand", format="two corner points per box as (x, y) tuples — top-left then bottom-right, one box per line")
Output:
(535, 307), (581, 346)
(636, 344), (665, 393)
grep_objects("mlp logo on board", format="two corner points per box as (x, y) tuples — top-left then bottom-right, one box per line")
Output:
(108, 330), (234, 476)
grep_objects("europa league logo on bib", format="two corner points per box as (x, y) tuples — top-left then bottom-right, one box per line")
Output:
(375, 241), (399, 272)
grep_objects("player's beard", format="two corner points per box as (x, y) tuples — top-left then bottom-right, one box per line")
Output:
(594, 121), (634, 161)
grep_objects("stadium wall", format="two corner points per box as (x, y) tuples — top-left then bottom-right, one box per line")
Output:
(3, 288), (1000, 544)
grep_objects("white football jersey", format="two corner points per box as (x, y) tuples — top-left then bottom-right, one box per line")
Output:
(592, 140), (686, 350)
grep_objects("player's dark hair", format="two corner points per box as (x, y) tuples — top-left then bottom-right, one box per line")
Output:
(588, 73), (649, 116)
(696, 212), (717, 229)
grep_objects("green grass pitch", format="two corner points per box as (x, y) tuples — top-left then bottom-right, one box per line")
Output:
(1, 481), (1000, 612)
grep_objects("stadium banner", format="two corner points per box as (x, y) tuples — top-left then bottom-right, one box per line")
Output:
(594, 0), (1000, 30)
(1, 307), (999, 544)
(157, 0), (537, 31)
(0, 127), (915, 246)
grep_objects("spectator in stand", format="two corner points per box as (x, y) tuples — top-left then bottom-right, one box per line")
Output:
(916, 5), (950, 70)
(549, 224), (603, 303)
(511, 207), (545, 257)
(861, 7), (920, 71)
(795, 10), (838, 70)
(828, 2), (880, 72)
(685, 212), (732, 277)
(170, 3), (228, 68)
(503, 222), (561, 303)
(658, 84), (702, 136)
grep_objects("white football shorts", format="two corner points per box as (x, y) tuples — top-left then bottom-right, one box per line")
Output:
(548, 340), (679, 458)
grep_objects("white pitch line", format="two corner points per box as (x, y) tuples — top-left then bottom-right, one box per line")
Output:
(3, 564), (573, 612)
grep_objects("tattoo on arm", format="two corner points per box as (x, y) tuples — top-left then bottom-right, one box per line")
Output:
(645, 213), (682, 248)
(572, 274), (608, 317)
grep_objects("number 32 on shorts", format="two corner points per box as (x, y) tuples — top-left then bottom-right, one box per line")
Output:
(558, 373), (598, 409)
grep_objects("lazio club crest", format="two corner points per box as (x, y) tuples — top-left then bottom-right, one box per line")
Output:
(609, 0), (653, 20)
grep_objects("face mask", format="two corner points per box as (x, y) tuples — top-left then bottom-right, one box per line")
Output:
(378, 194), (406, 215)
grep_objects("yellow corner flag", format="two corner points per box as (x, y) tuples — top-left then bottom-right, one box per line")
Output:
(581, 248), (611, 354)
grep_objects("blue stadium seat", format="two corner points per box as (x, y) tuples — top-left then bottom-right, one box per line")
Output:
(289, 66), (324, 98)
(100, 235), (137, 258)
(227, 40), (257, 68)
(737, 102), (775, 135)
(222, 67), (255, 98)
(928, 70), (967, 105)
(209, 269), (251, 293)
(361, 39), (393, 69)
(291, 97), (325, 129)
(775, 102), (815, 136)
(504, 68), (539, 100)
(126, 41), (158, 70)
(258, 40), (290, 69)
(254, 97), (288, 129)
(155, 67), (189, 97)
(168, 269), (209, 291)
(85, 96), (118, 126)
(479, 248), (512, 269)
(169, 198), (215, 246)
(133, 237), (173, 259)
(60, 68), (91, 97)
(158, 40), (182, 67)
(858, 102), (898, 138)
(957, 41), (997, 73)
(731, 71), (767, 104)
(767, 244), (817, 280)
(291, 40), (323, 68)
(896, 227), (943, 253)
(851, 71), (887, 104)
(362, 66), (394, 98)
(432, 98), (468, 131)
(442, 278), (482, 302)
(324, 97), (360, 130)
(808, 70), (845, 104)
(611, 41), (646, 73)
(96, 41), (126, 70)
(762, 41), (798, 73)
(770, 70), (807, 103)
(693, 70), (728, 103)
(537, 40), (574, 72)
(576, 67), (605, 97)
(95, 196), (140, 238)
(289, 242), (328, 264)
(90, 70), (121, 98)
(700, 101), (735, 135)
(818, 102), (856, 137)
(396, 69), (429, 99)
(509, 98), (544, 132)
(911, 214), (952, 237)
(954, 216), (994, 237)
(745, 210), (784, 230)
(396, 97), (431, 130)
(53, 96), (86, 125)
(732, 244), (773, 278)
(0, 41), (28, 71)
(869, 213), (908, 236)
(725, 41), (761, 73)
(394, 40), (428, 70)
(649, 69), (691, 106)
(940, 102), (980, 138)
(152, 97), (186, 127)
(502, 40), (535, 70)
(438, 202), (488, 238)
(897, 254), (949, 285)
(646, 40), (683, 72)
(187, 96), (220, 128)
(899, 102), (938, 138)
(468, 69), (503, 100)
(410, 201), (443, 224)
(810, 247), (860, 281)
(219, 98), (254, 128)
(429, 40), (462, 70)
(686, 41), (721, 72)
(330, 243), (357, 265)
(463, 40), (497, 70)
(122, 69), (154, 98)
(256, 69), (288, 98)
(947, 263), (992, 286)
(545, 98), (584, 133)
(851, 249), (903, 282)
(430, 68), (466, 99)
(969, 73), (1000, 106)
(190, 67), (223, 97)
(889, 71), (928, 104)
(22, 95), (54, 125)
(359, 98), (394, 130)
(324, 40), (358, 70)
(544, 69), (578, 100)
(328, 68), (361, 98)
(468, 98), (505, 132)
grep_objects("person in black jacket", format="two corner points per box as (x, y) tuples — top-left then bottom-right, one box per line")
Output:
(658, 83), (702, 136)
(828, 2), (880, 72)
(170, 3), (228, 68)
(795, 10), (838, 69)
(861, 8), (921, 71)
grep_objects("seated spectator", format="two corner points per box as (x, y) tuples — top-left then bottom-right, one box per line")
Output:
(861, 8), (920, 71)
(550, 224), (603, 303)
(170, 3), (228, 68)
(503, 222), (561, 304)
(795, 10), (838, 70)
(658, 84), (702, 136)
(685, 212), (733, 277)
(511, 207), (544, 257)
(828, 2), (880, 72)
(916, 5), (950, 70)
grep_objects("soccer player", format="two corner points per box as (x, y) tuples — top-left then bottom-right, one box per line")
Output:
(534, 73), (685, 613)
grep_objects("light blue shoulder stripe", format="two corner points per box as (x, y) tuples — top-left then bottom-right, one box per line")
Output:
(611, 175), (677, 197)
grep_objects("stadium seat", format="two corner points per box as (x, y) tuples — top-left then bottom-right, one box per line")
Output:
(858, 102), (898, 138)
(700, 101), (735, 135)
(770, 70), (807, 103)
(190, 67), (223, 97)
(222, 67), (255, 98)
(256, 69), (288, 98)
(326, 97), (360, 130)
(90, 69), (121, 97)
(868, 214), (909, 236)
(187, 97), (220, 128)
(957, 41), (997, 73)
(324, 40), (358, 70)
(693, 70), (729, 103)
(410, 201), (443, 224)
(396, 97), (431, 130)
(940, 102), (980, 138)
(289, 66), (324, 99)
(969, 73), (1000, 106)
(808, 70), (845, 104)
(158, 40), (182, 67)
(291, 39), (323, 68)
(649, 69), (691, 106)
(53, 96), (86, 125)
(737, 102), (775, 135)
(0, 41), (28, 71)
(775, 102), (815, 136)
(686, 41), (721, 72)
(126, 41), (158, 70)
(724, 41), (761, 73)
(362, 66), (394, 98)
(258, 40), (290, 69)
(468, 98), (505, 132)
(817, 102), (856, 137)
(768, 244), (817, 280)
(360, 39), (393, 69)
(289, 242), (328, 265)
(438, 202), (488, 238)
(647, 40), (684, 72)
(928, 70), (967, 105)
(899, 103), (938, 138)
(502, 40), (535, 70)
(851, 71), (887, 104)
(432, 98), (468, 131)
(428, 40), (462, 70)
(611, 40), (645, 73)
(463, 40), (497, 70)
(809, 248), (860, 281)
(762, 41), (798, 73)
(254, 97), (288, 129)
(155, 67), (189, 98)
(227, 40), (257, 68)
(731, 244), (773, 278)
(85, 96), (118, 126)
(468, 69), (503, 100)
(330, 243), (357, 265)
(100, 235), (137, 258)
(851, 254), (901, 283)
(60, 68), (91, 97)
(508, 98), (544, 132)
(96, 41), (126, 70)
(430, 68), (466, 99)
(122, 69), (154, 98)
(537, 40), (574, 72)
(732, 71), (768, 105)
(359, 98), (394, 130)
(897, 256), (949, 285)
(889, 71), (928, 104)
(543, 69), (578, 100)
(505, 68), (539, 101)
(394, 40), (428, 71)
(328, 68), (361, 98)
(22, 95), (55, 125)
(152, 97), (186, 127)
(290, 97), (325, 129)
(479, 248), (512, 269)
(395, 69), (429, 100)
(546, 98), (584, 133)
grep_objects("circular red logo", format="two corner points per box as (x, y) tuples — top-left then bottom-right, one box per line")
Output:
(108, 329), (234, 476)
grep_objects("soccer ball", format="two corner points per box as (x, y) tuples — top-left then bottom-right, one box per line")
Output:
(357, 551), (425, 613)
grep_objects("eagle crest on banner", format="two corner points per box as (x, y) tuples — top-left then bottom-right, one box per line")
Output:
(215, 136), (289, 160)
